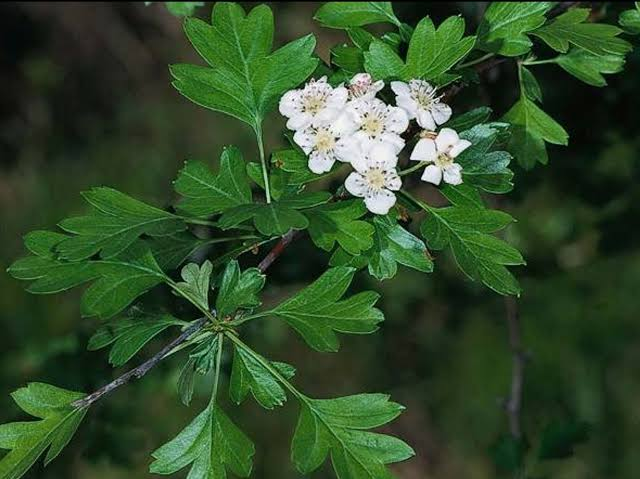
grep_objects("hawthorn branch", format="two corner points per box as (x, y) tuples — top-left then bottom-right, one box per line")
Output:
(504, 296), (526, 439)
(257, 230), (300, 273)
(72, 317), (207, 409)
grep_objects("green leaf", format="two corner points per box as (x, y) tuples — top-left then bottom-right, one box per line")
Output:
(619, 5), (640, 35)
(9, 239), (167, 319)
(440, 184), (484, 209)
(314, 2), (400, 29)
(456, 124), (515, 193)
(502, 95), (568, 169)
(0, 383), (87, 479)
(147, 232), (207, 271)
(532, 8), (632, 56)
(520, 65), (542, 101)
(420, 205), (524, 295)
(174, 146), (253, 217)
(55, 187), (185, 261)
(219, 192), (331, 237)
(331, 45), (365, 75)
(367, 216), (433, 280)
(446, 107), (492, 132)
(363, 40), (405, 81)
(174, 261), (213, 312)
(404, 16), (476, 81)
(538, 421), (590, 460)
(306, 200), (375, 256)
(229, 346), (295, 409)
(291, 394), (414, 477)
(477, 2), (554, 56)
(270, 267), (384, 352)
(150, 403), (254, 479)
(88, 313), (183, 367)
(555, 49), (625, 87)
(215, 260), (265, 317)
(164, 1), (203, 17)
(172, 3), (318, 130)
(272, 147), (333, 185)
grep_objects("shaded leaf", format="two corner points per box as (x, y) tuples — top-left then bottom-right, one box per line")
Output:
(215, 260), (265, 317)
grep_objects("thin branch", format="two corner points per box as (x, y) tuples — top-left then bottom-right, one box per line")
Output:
(504, 296), (526, 439)
(257, 229), (300, 273)
(72, 318), (208, 409)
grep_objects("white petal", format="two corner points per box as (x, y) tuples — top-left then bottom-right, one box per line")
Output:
(293, 130), (315, 154)
(326, 86), (349, 109)
(391, 81), (410, 97)
(421, 164), (443, 185)
(308, 152), (335, 174)
(371, 80), (385, 94)
(416, 109), (436, 131)
(369, 143), (398, 168)
(385, 106), (409, 133)
(410, 139), (437, 162)
(334, 136), (361, 163)
(443, 163), (463, 185)
(330, 111), (358, 136)
(435, 128), (460, 153)
(286, 113), (311, 131)
(378, 133), (405, 153)
(314, 107), (341, 126)
(350, 151), (371, 174)
(279, 90), (301, 117)
(364, 190), (396, 215)
(450, 139), (472, 158)
(396, 96), (418, 119)
(345, 172), (368, 197)
(384, 170), (402, 191)
(431, 102), (452, 125)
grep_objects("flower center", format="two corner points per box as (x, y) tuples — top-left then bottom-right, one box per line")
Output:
(315, 130), (335, 152)
(365, 168), (386, 189)
(415, 91), (434, 109)
(361, 114), (384, 136)
(303, 95), (326, 114)
(435, 153), (453, 169)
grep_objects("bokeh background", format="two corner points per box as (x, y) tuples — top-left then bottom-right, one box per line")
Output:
(1, 2), (639, 478)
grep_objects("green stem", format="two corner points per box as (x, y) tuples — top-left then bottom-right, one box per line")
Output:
(399, 161), (427, 177)
(256, 128), (272, 204)
(166, 277), (218, 324)
(203, 235), (260, 246)
(522, 58), (557, 66)
(211, 333), (225, 403)
(458, 52), (495, 69)
(227, 311), (271, 327)
(225, 332), (304, 400)
(184, 218), (254, 232)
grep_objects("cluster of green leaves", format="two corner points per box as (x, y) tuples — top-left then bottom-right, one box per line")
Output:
(476, 3), (633, 168)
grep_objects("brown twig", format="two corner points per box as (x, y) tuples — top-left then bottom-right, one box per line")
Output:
(257, 230), (300, 273)
(503, 296), (526, 439)
(72, 318), (208, 409)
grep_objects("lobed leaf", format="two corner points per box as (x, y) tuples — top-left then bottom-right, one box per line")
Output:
(270, 267), (384, 352)
(0, 383), (87, 479)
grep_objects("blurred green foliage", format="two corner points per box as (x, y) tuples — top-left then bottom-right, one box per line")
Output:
(0, 2), (638, 478)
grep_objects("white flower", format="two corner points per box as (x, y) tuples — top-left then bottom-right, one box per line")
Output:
(347, 98), (409, 153)
(391, 80), (452, 130)
(279, 77), (348, 131)
(293, 121), (357, 174)
(345, 143), (402, 215)
(410, 128), (472, 186)
(348, 73), (384, 101)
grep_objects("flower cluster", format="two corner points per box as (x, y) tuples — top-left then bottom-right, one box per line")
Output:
(279, 74), (471, 214)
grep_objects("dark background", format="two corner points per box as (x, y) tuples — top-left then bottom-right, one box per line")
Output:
(1, 2), (639, 478)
